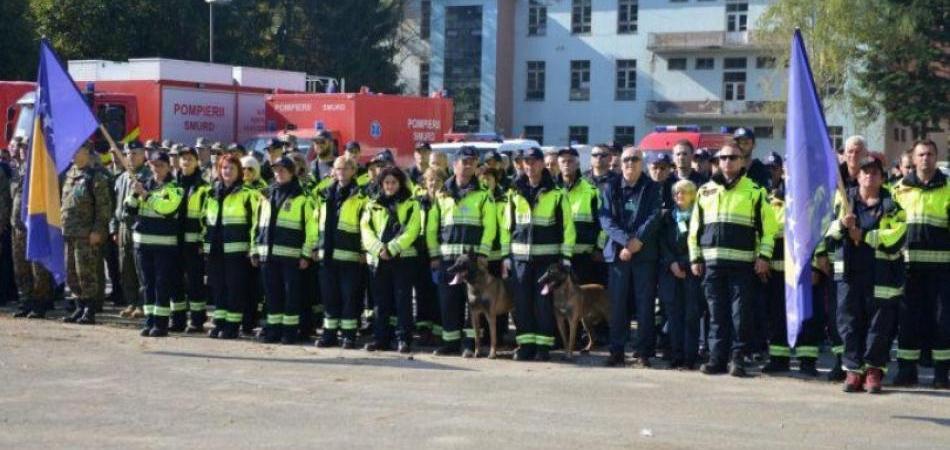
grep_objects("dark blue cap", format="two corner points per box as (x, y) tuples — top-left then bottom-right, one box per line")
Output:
(227, 143), (245, 153)
(733, 127), (755, 141)
(370, 149), (395, 165)
(267, 138), (282, 149)
(523, 147), (544, 160)
(648, 152), (673, 166)
(694, 148), (712, 160)
(458, 146), (479, 159)
(766, 152), (783, 167)
(270, 156), (296, 171)
(557, 147), (579, 158)
(148, 150), (170, 164)
(124, 140), (145, 153)
(483, 150), (502, 163)
(345, 140), (361, 151)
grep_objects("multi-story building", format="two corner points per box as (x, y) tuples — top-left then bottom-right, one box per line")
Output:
(396, 0), (926, 161)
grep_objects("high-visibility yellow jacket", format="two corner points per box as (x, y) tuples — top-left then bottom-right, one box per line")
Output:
(203, 183), (261, 255)
(688, 174), (777, 268)
(360, 196), (422, 267)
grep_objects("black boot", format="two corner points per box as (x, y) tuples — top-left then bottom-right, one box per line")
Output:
(933, 362), (949, 389)
(14, 308), (31, 318)
(433, 341), (461, 356)
(461, 338), (476, 358)
(316, 331), (339, 348)
(187, 310), (207, 333)
(891, 360), (919, 386)
(728, 353), (747, 377)
(513, 344), (537, 362)
(761, 356), (790, 374)
(826, 355), (846, 382)
(280, 327), (299, 345)
(169, 311), (187, 333)
(141, 314), (155, 337)
(220, 322), (239, 339)
(77, 305), (97, 325)
(536, 346), (551, 362)
(149, 316), (169, 337)
(26, 310), (47, 319)
(208, 318), (223, 339)
(258, 326), (281, 344)
(63, 301), (86, 323)
(798, 358), (818, 377)
(604, 352), (625, 367)
(397, 340), (412, 354)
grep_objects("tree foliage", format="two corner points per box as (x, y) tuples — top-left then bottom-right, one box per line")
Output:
(5, 0), (405, 93)
(758, 0), (949, 137)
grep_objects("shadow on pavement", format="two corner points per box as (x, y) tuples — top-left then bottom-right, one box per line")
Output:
(145, 350), (474, 371)
(884, 388), (950, 399)
(892, 415), (950, 427)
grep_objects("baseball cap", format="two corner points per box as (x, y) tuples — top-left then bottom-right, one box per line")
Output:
(556, 147), (579, 158)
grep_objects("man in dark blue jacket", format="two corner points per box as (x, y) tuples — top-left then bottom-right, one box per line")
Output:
(598, 146), (664, 367)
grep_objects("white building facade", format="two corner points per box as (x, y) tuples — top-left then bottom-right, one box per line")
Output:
(397, 0), (916, 161)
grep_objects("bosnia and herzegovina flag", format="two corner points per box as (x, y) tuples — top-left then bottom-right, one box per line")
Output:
(783, 30), (838, 347)
(24, 39), (99, 284)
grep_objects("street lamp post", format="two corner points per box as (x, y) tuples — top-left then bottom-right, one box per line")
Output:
(206, 0), (231, 63)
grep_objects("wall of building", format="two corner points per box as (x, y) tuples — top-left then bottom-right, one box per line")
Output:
(396, 0), (924, 162)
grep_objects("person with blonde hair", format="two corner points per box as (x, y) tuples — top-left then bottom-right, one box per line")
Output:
(659, 179), (702, 369)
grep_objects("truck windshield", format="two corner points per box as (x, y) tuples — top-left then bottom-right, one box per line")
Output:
(12, 98), (34, 141)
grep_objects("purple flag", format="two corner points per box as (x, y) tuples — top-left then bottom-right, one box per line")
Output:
(783, 30), (838, 347)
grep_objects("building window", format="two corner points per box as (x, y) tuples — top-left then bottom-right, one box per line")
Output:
(526, 61), (546, 100)
(570, 60), (591, 101)
(524, 126), (544, 145)
(724, 57), (747, 69)
(756, 56), (776, 69)
(753, 126), (774, 139)
(668, 58), (687, 71)
(419, 63), (429, 96)
(615, 59), (637, 101)
(696, 57), (715, 70)
(571, 0), (592, 34)
(569, 126), (589, 145)
(421, 1), (431, 40)
(618, 0), (638, 34)
(445, 6), (483, 132)
(723, 72), (747, 100)
(614, 126), (636, 146)
(726, 0), (748, 32)
(528, 0), (547, 36)
(828, 126), (844, 150)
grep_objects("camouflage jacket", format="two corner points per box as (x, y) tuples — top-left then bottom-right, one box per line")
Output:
(61, 165), (113, 238)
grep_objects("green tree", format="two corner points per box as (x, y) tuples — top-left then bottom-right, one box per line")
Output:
(0, 0), (37, 80)
(758, 0), (949, 137)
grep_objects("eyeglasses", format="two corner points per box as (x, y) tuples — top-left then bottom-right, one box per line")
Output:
(621, 156), (642, 164)
(718, 154), (743, 161)
(591, 153), (608, 159)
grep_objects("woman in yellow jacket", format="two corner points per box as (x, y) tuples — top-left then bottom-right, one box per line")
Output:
(203, 154), (261, 339)
(360, 167), (422, 353)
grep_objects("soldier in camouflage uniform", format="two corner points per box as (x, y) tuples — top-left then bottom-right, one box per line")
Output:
(61, 144), (113, 325)
(0, 144), (13, 305)
(112, 141), (149, 318)
(9, 142), (55, 318)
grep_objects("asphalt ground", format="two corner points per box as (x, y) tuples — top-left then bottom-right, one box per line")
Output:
(0, 305), (948, 449)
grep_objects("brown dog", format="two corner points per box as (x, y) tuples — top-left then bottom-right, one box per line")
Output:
(446, 254), (514, 359)
(539, 263), (610, 359)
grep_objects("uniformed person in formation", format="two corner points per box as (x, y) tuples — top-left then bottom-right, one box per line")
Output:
(61, 143), (113, 325)
(10, 141), (55, 318)
(888, 140), (949, 389)
(828, 156), (905, 393)
(172, 146), (211, 333)
(502, 147), (575, 361)
(252, 156), (316, 345)
(113, 140), (149, 318)
(203, 154), (261, 340)
(688, 140), (777, 377)
(426, 146), (496, 357)
(361, 166), (422, 353)
(127, 151), (183, 337)
(314, 156), (367, 349)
